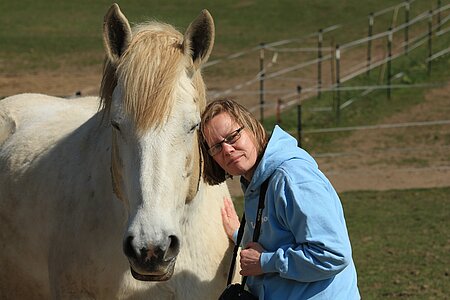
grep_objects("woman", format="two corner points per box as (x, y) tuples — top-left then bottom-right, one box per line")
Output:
(199, 98), (360, 299)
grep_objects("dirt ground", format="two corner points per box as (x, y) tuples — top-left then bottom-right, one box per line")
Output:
(1, 67), (449, 197)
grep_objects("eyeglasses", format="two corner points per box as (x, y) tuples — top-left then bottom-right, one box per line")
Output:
(207, 127), (244, 156)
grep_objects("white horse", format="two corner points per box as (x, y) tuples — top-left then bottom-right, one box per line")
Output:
(0, 4), (235, 299)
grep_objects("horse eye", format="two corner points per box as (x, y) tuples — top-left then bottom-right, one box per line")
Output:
(111, 121), (121, 132)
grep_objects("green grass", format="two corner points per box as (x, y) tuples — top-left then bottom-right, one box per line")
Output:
(0, 0), (445, 72)
(343, 187), (450, 299)
(233, 187), (450, 299)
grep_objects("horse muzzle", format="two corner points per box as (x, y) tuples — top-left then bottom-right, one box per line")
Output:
(123, 235), (180, 281)
(129, 260), (176, 281)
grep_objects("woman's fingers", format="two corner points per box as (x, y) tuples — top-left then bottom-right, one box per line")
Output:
(239, 244), (263, 276)
(221, 198), (240, 240)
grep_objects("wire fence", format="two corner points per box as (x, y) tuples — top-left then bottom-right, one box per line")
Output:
(203, 0), (449, 132)
(2, 0), (448, 140)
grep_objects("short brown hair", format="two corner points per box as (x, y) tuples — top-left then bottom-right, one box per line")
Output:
(199, 98), (268, 185)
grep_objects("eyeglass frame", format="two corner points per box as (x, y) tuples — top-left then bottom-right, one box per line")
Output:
(207, 126), (244, 156)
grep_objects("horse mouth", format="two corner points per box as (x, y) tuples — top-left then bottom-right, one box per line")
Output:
(129, 260), (176, 282)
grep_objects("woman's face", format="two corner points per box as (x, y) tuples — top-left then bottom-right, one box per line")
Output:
(203, 112), (258, 181)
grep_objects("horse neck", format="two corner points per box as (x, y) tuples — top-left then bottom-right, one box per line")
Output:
(184, 180), (230, 235)
(82, 111), (112, 156)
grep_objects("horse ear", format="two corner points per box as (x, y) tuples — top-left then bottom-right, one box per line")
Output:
(103, 3), (132, 65)
(183, 9), (215, 69)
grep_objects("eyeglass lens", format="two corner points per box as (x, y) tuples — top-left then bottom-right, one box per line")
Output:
(208, 127), (243, 156)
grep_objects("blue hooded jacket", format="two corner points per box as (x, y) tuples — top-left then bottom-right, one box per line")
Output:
(239, 126), (360, 299)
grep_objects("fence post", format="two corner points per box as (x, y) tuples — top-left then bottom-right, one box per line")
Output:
(404, 0), (410, 54)
(367, 13), (374, 75)
(296, 85), (302, 148)
(387, 27), (393, 100)
(330, 39), (336, 120)
(276, 98), (283, 125)
(335, 44), (341, 124)
(317, 28), (323, 98)
(330, 38), (336, 97)
(437, 0), (442, 31)
(428, 10), (433, 75)
(259, 42), (265, 125)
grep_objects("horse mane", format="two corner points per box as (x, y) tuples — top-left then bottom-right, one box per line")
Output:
(100, 22), (206, 133)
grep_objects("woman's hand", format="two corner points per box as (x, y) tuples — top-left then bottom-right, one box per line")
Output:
(240, 242), (264, 276)
(221, 197), (240, 241)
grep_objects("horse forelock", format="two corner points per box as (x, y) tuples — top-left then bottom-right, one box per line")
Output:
(101, 22), (205, 134)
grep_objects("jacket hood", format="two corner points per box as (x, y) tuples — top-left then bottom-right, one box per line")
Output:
(243, 125), (317, 191)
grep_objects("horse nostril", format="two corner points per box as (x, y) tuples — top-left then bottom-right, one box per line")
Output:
(123, 235), (137, 259)
(124, 234), (180, 262)
(164, 235), (180, 262)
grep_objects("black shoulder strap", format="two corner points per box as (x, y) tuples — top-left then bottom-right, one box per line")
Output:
(226, 177), (270, 286)
(252, 178), (269, 243)
(226, 213), (246, 285)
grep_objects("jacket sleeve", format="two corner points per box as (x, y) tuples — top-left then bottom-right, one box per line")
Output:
(259, 171), (353, 282)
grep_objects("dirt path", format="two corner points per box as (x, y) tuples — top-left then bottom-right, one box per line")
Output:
(1, 68), (449, 196)
(0, 68), (102, 98)
(316, 81), (450, 193)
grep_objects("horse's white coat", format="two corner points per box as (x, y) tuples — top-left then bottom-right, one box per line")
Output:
(0, 6), (236, 300)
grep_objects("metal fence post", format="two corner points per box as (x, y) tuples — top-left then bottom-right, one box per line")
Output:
(367, 13), (374, 75)
(259, 42), (265, 125)
(437, 0), (442, 31)
(335, 44), (341, 124)
(317, 28), (323, 98)
(297, 85), (302, 148)
(404, 0), (410, 54)
(330, 38), (336, 98)
(428, 11), (433, 75)
(387, 27), (393, 99)
(276, 98), (282, 125)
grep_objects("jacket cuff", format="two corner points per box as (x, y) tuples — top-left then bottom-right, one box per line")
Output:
(260, 251), (277, 273)
(232, 229), (238, 245)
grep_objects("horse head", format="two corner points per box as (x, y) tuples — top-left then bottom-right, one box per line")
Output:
(100, 4), (214, 281)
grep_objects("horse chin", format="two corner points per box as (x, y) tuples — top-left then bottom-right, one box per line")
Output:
(129, 263), (175, 282)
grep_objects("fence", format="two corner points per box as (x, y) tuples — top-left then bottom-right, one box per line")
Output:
(203, 0), (450, 136)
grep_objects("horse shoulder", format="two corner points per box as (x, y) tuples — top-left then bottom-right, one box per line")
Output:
(0, 109), (16, 147)
(0, 93), (99, 162)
